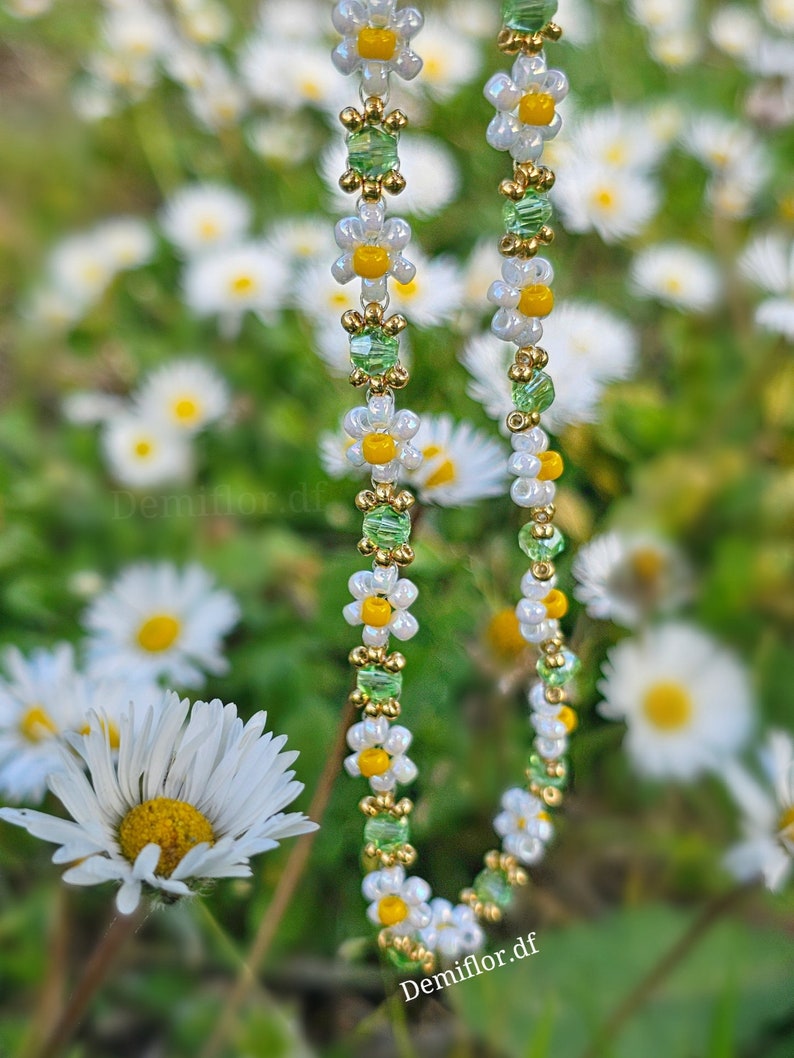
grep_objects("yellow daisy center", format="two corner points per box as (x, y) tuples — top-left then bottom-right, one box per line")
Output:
(593, 187), (616, 210)
(198, 217), (219, 241)
(230, 273), (257, 297)
(518, 92), (556, 126)
(134, 439), (153, 459)
(118, 797), (214, 877)
(779, 806), (794, 839)
(362, 432), (397, 464)
(173, 396), (201, 424)
(486, 608), (527, 659)
(422, 444), (456, 489)
(397, 277), (419, 300)
(80, 718), (121, 750)
(518, 284), (554, 317)
(643, 681), (692, 731)
(358, 747), (391, 777)
(299, 78), (322, 101)
(136, 614), (181, 653)
(357, 27), (397, 61)
(361, 596), (393, 627)
(353, 246), (390, 279)
(630, 547), (666, 584)
(377, 894), (409, 926)
(19, 705), (58, 743)
(605, 143), (627, 165)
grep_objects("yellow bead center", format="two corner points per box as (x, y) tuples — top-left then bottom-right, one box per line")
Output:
(357, 27), (398, 61)
(19, 705), (58, 743)
(361, 596), (393, 628)
(558, 705), (578, 733)
(173, 397), (201, 423)
(518, 92), (556, 126)
(230, 273), (257, 296)
(362, 432), (397, 465)
(486, 608), (527, 659)
(643, 681), (692, 731)
(537, 450), (564, 480)
(136, 614), (181, 653)
(779, 806), (794, 839)
(518, 284), (554, 317)
(134, 439), (153, 458)
(377, 894), (409, 926)
(118, 797), (215, 877)
(353, 246), (390, 279)
(80, 718), (121, 750)
(542, 589), (568, 620)
(358, 747), (391, 778)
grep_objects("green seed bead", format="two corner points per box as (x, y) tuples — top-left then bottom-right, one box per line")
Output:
(536, 648), (581, 687)
(363, 505), (411, 549)
(518, 524), (565, 561)
(527, 752), (568, 790)
(473, 867), (513, 910)
(502, 0), (558, 32)
(512, 371), (555, 414)
(357, 665), (403, 703)
(503, 192), (553, 238)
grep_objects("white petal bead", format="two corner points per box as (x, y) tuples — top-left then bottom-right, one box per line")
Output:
(383, 217), (412, 251)
(483, 71), (522, 110)
(533, 714), (568, 739)
(513, 54), (547, 83)
(520, 621), (548, 644)
(343, 601), (362, 626)
(364, 716), (389, 743)
(391, 409), (420, 439)
(507, 834), (544, 864)
(362, 275), (388, 301)
(391, 256), (416, 284)
(538, 480), (556, 505)
(390, 756), (418, 783)
(358, 199), (385, 232)
(384, 725), (412, 755)
(346, 442), (365, 467)
(335, 216), (363, 248)
(545, 112), (563, 139)
(491, 307), (524, 341)
(521, 570), (555, 597)
(510, 476), (545, 507)
(343, 753), (362, 776)
(511, 426), (547, 453)
(331, 256), (355, 284)
(528, 681), (548, 710)
(486, 112), (520, 151)
(343, 406), (368, 436)
(508, 451), (541, 477)
(371, 461), (399, 483)
(535, 735), (567, 760)
(389, 578), (418, 608)
(332, 40), (361, 75)
(394, 47), (422, 81)
(332, 2), (366, 33)
(487, 279), (521, 308)
(510, 130), (543, 163)
(346, 722), (368, 750)
(394, 8), (423, 37)
(399, 444), (422, 471)
(516, 598), (545, 625)
(361, 59), (391, 97)
(390, 611), (419, 641)
(403, 876), (431, 903)
(543, 69), (569, 99)
(371, 773), (397, 792)
(515, 319), (544, 347)
(371, 564), (399, 593)
(367, 393), (394, 423)
(348, 570), (373, 597)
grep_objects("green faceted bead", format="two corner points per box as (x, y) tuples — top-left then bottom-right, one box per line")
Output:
(537, 648), (581, 688)
(357, 664), (403, 703)
(363, 505), (411, 549)
(384, 945), (423, 972)
(502, 0), (558, 32)
(527, 751), (568, 790)
(350, 327), (399, 374)
(518, 524), (565, 561)
(364, 813), (411, 852)
(473, 867), (513, 910)
(503, 192), (553, 238)
(512, 371), (555, 414)
(347, 126), (400, 178)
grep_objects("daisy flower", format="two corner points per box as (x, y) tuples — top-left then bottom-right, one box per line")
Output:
(46, 233), (116, 308)
(332, 200), (415, 303)
(459, 332), (514, 429)
(383, 250), (465, 328)
(93, 217), (155, 271)
(186, 60), (247, 132)
(489, 255), (554, 348)
(294, 257), (359, 324)
(564, 106), (666, 172)
(455, 0), (500, 39)
(685, 114), (766, 175)
(177, 0), (231, 45)
(344, 716), (418, 793)
(344, 391), (422, 483)
(762, 0), (794, 32)
(182, 241), (290, 334)
(458, 238), (503, 328)
(263, 217), (338, 272)
(101, 3), (172, 64)
(362, 865), (432, 935)
(649, 30), (702, 68)
(597, 623), (754, 780)
(256, 0), (329, 39)
(134, 359), (230, 435)
(419, 898), (484, 961)
(493, 787), (554, 865)
(484, 53), (568, 163)
(101, 413), (192, 488)
(408, 414), (508, 507)
(243, 37), (348, 115)
(319, 428), (355, 478)
(739, 233), (794, 340)
(0, 694), (316, 914)
(25, 287), (84, 332)
(6, 0), (54, 16)
(160, 184), (252, 257)
(573, 531), (691, 628)
(629, 0), (694, 33)
(63, 391), (125, 426)
(552, 161), (660, 243)
(411, 12), (480, 101)
(631, 244), (721, 313)
(344, 565), (419, 647)
(723, 730), (794, 891)
(709, 6), (762, 61)
(246, 114), (318, 167)
(84, 562), (240, 688)
(331, 0), (423, 98)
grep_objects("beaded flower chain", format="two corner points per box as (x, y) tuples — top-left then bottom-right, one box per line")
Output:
(329, 0), (576, 974)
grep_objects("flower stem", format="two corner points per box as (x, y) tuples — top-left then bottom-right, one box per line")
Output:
(579, 883), (754, 1058)
(30, 908), (146, 1058)
(198, 695), (358, 1058)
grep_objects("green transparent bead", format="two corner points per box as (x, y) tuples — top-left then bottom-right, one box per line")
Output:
(384, 945), (423, 972)
(503, 192), (553, 238)
(473, 867), (513, 910)
(512, 371), (555, 414)
(518, 524), (565, 561)
(502, 0), (558, 32)
(363, 505), (411, 549)
(347, 126), (400, 178)
(527, 752), (568, 790)
(537, 648), (581, 687)
(364, 813), (411, 852)
(357, 665), (402, 703)
(350, 327), (399, 374)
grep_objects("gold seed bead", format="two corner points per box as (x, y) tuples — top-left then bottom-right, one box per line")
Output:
(339, 169), (360, 193)
(508, 363), (533, 382)
(383, 312), (407, 336)
(393, 489), (415, 512)
(363, 303), (383, 326)
(368, 376), (389, 395)
(515, 348), (533, 365)
(349, 368), (369, 388)
(544, 686), (566, 705)
(374, 548), (393, 566)
(531, 523), (554, 540)
(542, 786), (564, 807)
(341, 309), (364, 333)
(382, 109), (408, 133)
(532, 560), (555, 580)
(384, 651), (406, 673)
(382, 170), (406, 195)
(506, 410), (532, 432)
(361, 178), (382, 201)
(499, 179), (525, 201)
(392, 543), (415, 566)
(538, 225), (555, 244)
(363, 96), (385, 123)
(531, 504), (556, 523)
(339, 106), (364, 131)
(355, 490), (377, 511)
(542, 637), (564, 654)
(499, 233), (523, 256)
(380, 698), (401, 719)
(358, 537), (377, 556)
(531, 346), (549, 368)
(350, 646), (370, 667)
(349, 689), (367, 707)
(545, 21), (563, 40)
(385, 364), (410, 388)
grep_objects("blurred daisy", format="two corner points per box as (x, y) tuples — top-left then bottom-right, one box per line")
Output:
(134, 359), (230, 435)
(101, 413), (193, 488)
(362, 865), (431, 934)
(313, 326), (356, 377)
(408, 413), (507, 507)
(494, 787), (554, 865)
(94, 217), (155, 270)
(597, 622), (754, 780)
(25, 287), (84, 332)
(160, 184), (252, 257)
(344, 565), (419, 647)
(332, 201), (415, 303)
(739, 233), (794, 340)
(723, 730), (794, 891)
(256, 0), (328, 38)
(264, 217), (337, 271)
(84, 562), (240, 688)
(631, 244), (721, 312)
(458, 238), (502, 328)
(573, 531), (691, 627)
(243, 37), (348, 116)
(246, 113), (319, 167)
(459, 331), (514, 429)
(420, 898), (484, 961)
(101, 3), (172, 63)
(685, 114), (765, 174)
(414, 13), (480, 101)
(629, 0), (694, 33)
(318, 427), (355, 478)
(186, 60), (247, 131)
(46, 233), (116, 308)
(294, 258), (357, 322)
(331, 0), (423, 98)
(0, 694), (316, 914)
(344, 717), (418, 793)
(762, 0), (794, 32)
(555, 0), (595, 45)
(455, 0), (499, 38)
(63, 391), (125, 425)
(183, 241), (290, 335)
(6, 0), (54, 16)
(709, 6), (762, 61)
(552, 161), (659, 243)
(344, 392), (422, 483)
(177, 0), (232, 45)
(565, 107), (666, 172)
(649, 30), (702, 67)
(387, 250), (465, 327)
